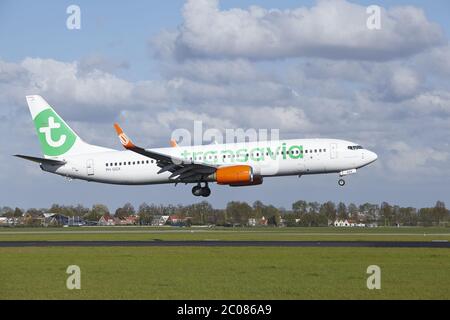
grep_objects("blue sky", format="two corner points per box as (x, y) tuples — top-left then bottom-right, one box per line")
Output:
(1, 0), (450, 211)
(2, 0), (449, 79)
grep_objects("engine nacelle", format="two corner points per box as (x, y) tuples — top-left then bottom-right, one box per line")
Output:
(229, 175), (263, 187)
(213, 165), (254, 185)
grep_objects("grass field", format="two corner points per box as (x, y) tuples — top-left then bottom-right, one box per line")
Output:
(0, 246), (449, 299)
(0, 227), (448, 300)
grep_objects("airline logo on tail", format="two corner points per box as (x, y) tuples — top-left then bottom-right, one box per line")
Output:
(34, 108), (76, 156)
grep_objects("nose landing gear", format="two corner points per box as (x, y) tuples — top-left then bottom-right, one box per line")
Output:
(192, 182), (211, 197)
(338, 169), (356, 187)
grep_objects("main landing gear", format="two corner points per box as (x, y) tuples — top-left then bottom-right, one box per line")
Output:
(192, 182), (211, 197)
(338, 179), (346, 187)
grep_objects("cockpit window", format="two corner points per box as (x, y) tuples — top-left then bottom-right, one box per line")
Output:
(348, 145), (363, 150)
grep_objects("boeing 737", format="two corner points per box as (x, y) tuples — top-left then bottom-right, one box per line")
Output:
(15, 95), (377, 197)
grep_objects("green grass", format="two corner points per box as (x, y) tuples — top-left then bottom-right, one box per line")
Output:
(0, 247), (448, 299)
(0, 226), (448, 242)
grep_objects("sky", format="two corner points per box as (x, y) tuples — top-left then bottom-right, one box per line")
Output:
(1, 0), (449, 211)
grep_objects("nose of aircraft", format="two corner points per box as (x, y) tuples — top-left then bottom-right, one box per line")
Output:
(367, 150), (378, 164)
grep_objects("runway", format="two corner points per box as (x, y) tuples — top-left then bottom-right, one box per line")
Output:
(0, 240), (448, 248)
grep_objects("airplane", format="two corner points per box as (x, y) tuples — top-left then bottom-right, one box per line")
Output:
(15, 95), (378, 197)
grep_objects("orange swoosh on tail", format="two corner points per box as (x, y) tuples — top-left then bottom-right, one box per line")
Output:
(113, 123), (135, 149)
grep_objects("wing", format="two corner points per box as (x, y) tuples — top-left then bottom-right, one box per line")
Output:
(113, 123), (217, 183)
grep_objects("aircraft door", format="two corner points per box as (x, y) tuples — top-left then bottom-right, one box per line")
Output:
(330, 143), (337, 159)
(86, 159), (94, 176)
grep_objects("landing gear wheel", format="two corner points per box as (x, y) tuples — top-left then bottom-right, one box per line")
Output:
(338, 179), (345, 187)
(201, 187), (211, 197)
(192, 182), (211, 197)
(192, 184), (203, 196)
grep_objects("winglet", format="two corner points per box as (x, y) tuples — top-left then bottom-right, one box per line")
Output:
(113, 123), (135, 149)
(170, 139), (178, 147)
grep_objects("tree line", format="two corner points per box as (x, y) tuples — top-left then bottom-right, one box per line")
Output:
(1, 200), (449, 227)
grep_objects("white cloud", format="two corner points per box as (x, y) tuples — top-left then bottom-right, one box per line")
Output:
(153, 0), (444, 61)
(78, 55), (130, 74)
(21, 58), (133, 109)
(409, 91), (450, 117)
(160, 58), (262, 84)
(384, 141), (449, 174)
(378, 67), (422, 101)
(415, 45), (450, 77)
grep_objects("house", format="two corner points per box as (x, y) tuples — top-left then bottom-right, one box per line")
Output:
(44, 213), (69, 227)
(167, 215), (192, 226)
(151, 215), (169, 226)
(334, 219), (366, 227)
(0, 217), (20, 226)
(168, 215), (181, 224)
(334, 219), (350, 227)
(356, 222), (366, 227)
(98, 215), (116, 226)
(118, 215), (139, 225)
(259, 216), (268, 226)
(0, 217), (8, 225)
(66, 216), (86, 226)
(247, 216), (270, 227)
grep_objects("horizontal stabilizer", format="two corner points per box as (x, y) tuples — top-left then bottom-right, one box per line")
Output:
(14, 154), (66, 165)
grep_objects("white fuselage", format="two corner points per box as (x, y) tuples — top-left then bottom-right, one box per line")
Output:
(41, 138), (377, 185)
